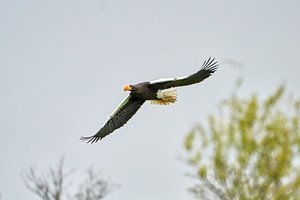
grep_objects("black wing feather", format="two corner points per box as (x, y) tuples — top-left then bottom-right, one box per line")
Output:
(81, 97), (145, 143)
(150, 57), (218, 90)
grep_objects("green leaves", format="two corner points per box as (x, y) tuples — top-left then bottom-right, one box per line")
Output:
(184, 85), (300, 200)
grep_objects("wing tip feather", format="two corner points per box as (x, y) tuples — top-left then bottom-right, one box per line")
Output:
(80, 135), (101, 144)
(202, 57), (218, 73)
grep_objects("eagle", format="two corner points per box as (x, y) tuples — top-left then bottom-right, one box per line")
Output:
(81, 57), (218, 143)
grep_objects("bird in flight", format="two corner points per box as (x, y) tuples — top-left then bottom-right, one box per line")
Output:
(81, 57), (218, 143)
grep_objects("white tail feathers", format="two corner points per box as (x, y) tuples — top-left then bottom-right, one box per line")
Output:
(150, 88), (177, 105)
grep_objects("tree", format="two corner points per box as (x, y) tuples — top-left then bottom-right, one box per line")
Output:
(22, 158), (116, 200)
(184, 86), (300, 200)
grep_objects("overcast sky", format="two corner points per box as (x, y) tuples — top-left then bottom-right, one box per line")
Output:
(1, 0), (300, 199)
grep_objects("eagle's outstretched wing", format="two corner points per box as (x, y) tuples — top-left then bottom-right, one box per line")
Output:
(81, 95), (145, 143)
(149, 57), (218, 90)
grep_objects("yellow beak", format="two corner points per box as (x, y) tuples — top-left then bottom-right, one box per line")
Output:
(123, 85), (132, 91)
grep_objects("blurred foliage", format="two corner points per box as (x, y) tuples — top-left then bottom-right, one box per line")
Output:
(184, 85), (300, 200)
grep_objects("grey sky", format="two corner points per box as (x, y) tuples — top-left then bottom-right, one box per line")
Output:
(0, 0), (299, 199)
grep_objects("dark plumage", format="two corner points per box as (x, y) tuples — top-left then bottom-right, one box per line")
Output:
(81, 97), (145, 143)
(149, 57), (218, 90)
(81, 57), (218, 143)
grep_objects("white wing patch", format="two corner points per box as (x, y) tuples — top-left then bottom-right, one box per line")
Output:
(149, 75), (188, 85)
(109, 95), (131, 119)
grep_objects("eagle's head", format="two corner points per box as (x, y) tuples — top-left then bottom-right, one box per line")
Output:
(123, 85), (133, 91)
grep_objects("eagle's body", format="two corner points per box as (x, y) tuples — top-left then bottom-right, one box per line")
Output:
(127, 82), (177, 104)
(81, 57), (218, 143)
(129, 82), (157, 100)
